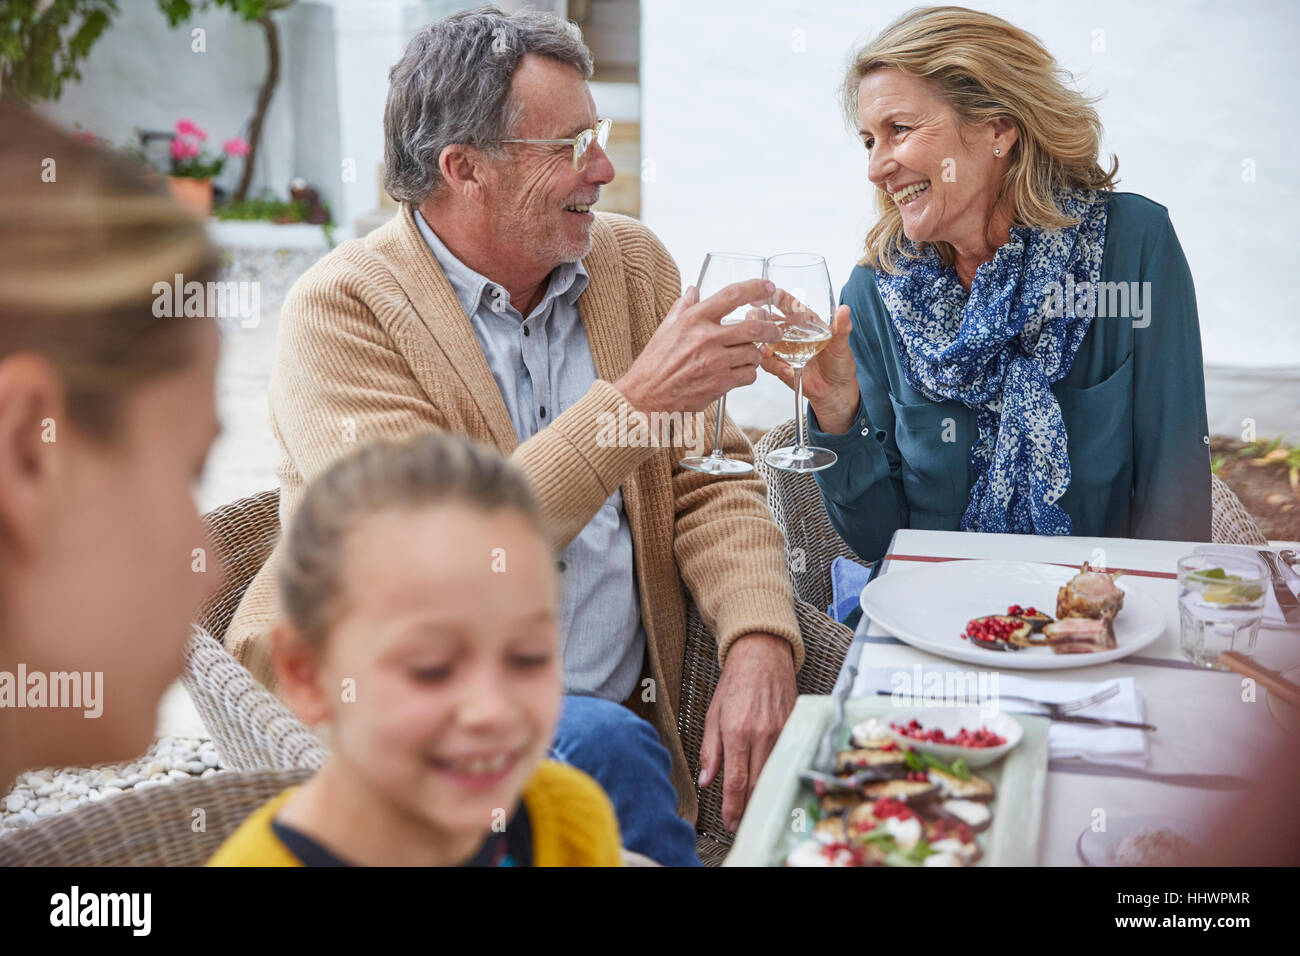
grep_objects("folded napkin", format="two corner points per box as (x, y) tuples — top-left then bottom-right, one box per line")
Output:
(1192, 544), (1299, 629)
(829, 555), (874, 624)
(853, 665), (1149, 768)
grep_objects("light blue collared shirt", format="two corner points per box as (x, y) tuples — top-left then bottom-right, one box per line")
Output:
(414, 209), (646, 702)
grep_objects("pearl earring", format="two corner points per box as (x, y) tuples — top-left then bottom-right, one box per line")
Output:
(994, 147), (1002, 156)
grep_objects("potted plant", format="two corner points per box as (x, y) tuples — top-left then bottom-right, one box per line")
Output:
(166, 118), (249, 217)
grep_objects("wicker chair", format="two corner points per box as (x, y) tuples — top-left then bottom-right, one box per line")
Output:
(184, 488), (852, 866)
(0, 767), (311, 866)
(1211, 473), (1269, 546)
(754, 419), (862, 611)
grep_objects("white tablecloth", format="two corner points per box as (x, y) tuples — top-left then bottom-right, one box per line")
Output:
(838, 528), (1300, 866)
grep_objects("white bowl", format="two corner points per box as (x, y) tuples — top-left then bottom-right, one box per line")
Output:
(877, 706), (1023, 768)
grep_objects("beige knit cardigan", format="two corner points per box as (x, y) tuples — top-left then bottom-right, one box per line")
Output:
(224, 204), (803, 822)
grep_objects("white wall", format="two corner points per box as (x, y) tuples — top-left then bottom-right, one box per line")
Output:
(641, 0), (1300, 438)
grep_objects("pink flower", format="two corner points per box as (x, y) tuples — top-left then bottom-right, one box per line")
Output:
(222, 137), (250, 158)
(170, 136), (202, 161)
(175, 119), (207, 141)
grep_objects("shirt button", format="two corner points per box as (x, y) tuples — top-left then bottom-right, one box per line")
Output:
(523, 326), (530, 337)
(1202, 435), (1210, 445)
(557, 560), (567, 572)
(539, 406), (547, 419)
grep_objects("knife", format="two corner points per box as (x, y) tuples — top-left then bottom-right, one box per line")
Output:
(1044, 713), (1156, 731)
(1259, 550), (1300, 625)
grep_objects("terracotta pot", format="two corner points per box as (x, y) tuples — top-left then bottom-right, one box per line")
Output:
(166, 175), (213, 217)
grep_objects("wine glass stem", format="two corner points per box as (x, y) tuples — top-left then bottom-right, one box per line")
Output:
(793, 367), (808, 453)
(710, 392), (728, 457)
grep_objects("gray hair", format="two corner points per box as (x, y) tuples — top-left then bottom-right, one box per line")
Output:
(384, 6), (594, 204)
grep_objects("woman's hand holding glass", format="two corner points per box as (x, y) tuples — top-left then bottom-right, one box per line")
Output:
(757, 299), (860, 436)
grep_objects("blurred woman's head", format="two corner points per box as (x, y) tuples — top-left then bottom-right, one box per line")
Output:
(273, 433), (561, 841)
(843, 5), (1119, 272)
(0, 102), (221, 787)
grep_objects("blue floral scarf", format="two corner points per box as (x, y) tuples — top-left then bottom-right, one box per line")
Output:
(874, 185), (1109, 535)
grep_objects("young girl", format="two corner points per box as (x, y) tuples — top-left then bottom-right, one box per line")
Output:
(208, 433), (622, 866)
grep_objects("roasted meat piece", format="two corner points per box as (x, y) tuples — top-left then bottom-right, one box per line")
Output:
(1044, 615), (1117, 653)
(1057, 562), (1125, 620)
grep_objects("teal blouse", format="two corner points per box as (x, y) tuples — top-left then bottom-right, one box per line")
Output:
(810, 191), (1212, 562)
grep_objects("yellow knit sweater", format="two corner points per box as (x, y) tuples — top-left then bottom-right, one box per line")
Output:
(222, 205), (802, 823)
(207, 761), (622, 867)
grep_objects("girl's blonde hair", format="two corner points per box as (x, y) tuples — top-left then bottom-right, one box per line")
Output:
(279, 432), (549, 646)
(0, 101), (220, 440)
(842, 5), (1119, 274)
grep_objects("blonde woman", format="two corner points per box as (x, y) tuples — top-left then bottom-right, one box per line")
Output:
(762, 6), (1211, 560)
(0, 102), (221, 792)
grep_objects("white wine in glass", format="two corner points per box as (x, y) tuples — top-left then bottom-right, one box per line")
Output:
(679, 252), (766, 476)
(762, 253), (838, 473)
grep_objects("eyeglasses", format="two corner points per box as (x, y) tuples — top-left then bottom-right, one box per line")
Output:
(500, 118), (613, 172)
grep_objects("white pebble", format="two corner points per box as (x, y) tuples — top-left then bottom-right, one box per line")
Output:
(168, 769), (189, 780)
(124, 774), (145, 786)
(105, 778), (127, 789)
(101, 787), (124, 798)
(4, 794), (27, 813)
(145, 761), (167, 776)
(134, 780), (159, 792)
(35, 800), (60, 817)
(64, 782), (88, 796)
(16, 808), (37, 826)
(201, 768), (218, 778)
(200, 751), (220, 768)
(182, 761), (205, 775)
(98, 769), (118, 783)
(35, 784), (57, 798)
(24, 771), (51, 787)
(87, 790), (104, 802)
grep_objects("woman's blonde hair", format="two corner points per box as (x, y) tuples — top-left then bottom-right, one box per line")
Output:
(0, 100), (220, 440)
(842, 5), (1119, 274)
(279, 432), (550, 647)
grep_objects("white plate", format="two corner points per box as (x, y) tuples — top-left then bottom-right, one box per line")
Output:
(878, 706), (1023, 768)
(860, 559), (1165, 670)
(1076, 815), (1209, 866)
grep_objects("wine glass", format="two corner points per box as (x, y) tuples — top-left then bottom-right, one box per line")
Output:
(762, 252), (838, 473)
(679, 252), (767, 476)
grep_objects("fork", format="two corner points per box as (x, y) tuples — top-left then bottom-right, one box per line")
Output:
(876, 683), (1121, 716)
(994, 684), (1121, 717)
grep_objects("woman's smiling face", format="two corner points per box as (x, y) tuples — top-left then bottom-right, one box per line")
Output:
(857, 68), (1015, 252)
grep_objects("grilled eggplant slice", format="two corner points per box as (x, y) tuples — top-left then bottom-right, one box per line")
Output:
(928, 767), (995, 801)
(861, 778), (940, 801)
(835, 747), (908, 775)
(818, 791), (864, 816)
(937, 799), (993, 832)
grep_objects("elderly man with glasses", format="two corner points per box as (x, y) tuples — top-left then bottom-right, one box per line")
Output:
(224, 6), (803, 866)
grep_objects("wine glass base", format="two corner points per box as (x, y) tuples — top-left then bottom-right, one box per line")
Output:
(765, 446), (838, 473)
(679, 455), (755, 476)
